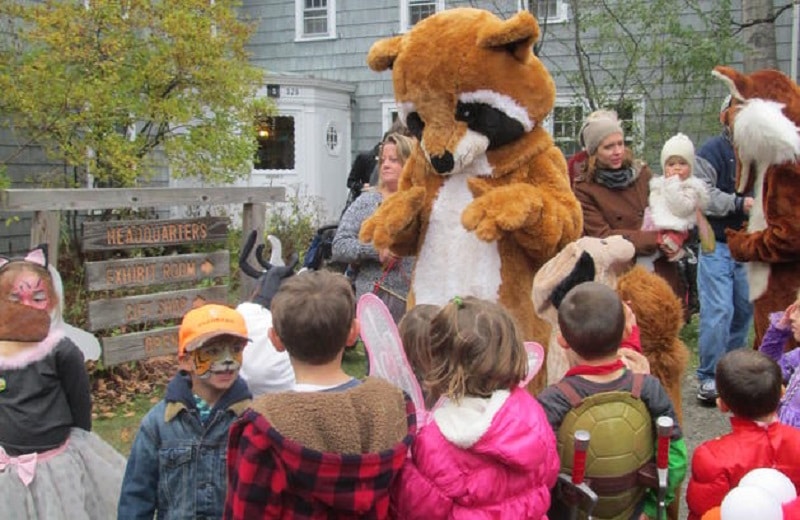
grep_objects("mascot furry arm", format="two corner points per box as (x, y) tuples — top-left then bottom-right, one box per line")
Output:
(359, 9), (582, 392)
(713, 66), (800, 346)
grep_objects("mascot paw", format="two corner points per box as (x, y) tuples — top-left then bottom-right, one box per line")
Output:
(724, 228), (749, 261)
(462, 184), (543, 242)
(359, 187), (426, 249)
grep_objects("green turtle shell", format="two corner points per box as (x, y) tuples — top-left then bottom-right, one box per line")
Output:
(558, 390), (654, 520)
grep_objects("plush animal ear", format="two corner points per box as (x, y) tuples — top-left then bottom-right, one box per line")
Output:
(712, 66), (749, 101)
(550, 251), (596, 309)
(477, 10), (539, 62)
(0, 257), (9, 271)
(25, 244), (48, 269)
(367, 35), (404, 71)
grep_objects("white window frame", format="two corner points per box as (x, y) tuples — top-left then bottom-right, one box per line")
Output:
(400, 0), (445, 33)
(542, 98), (587, 157)
(381, 99), (399, 135)
(295, 0), (337, 41)
(543, 95), (645, 155)
(520, 0), (569, 24)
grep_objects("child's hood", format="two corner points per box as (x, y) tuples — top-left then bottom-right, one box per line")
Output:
(164, 372), (251, 421)
(248, 377), (415, 512)
(433, 387), (549, 470)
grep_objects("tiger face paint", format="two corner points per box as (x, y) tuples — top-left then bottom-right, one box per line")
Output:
(190, 337), (245, 378)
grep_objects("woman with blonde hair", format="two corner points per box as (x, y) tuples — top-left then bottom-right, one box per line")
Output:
(332, 133), (416, 320)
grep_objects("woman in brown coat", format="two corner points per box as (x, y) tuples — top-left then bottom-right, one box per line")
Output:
(573, 110), (686, 304)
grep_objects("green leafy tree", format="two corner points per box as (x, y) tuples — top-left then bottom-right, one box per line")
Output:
(550, 0), (742, 163)
(0, 0), (271, 187)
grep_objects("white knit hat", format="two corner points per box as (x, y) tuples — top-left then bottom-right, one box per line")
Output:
(660, 133), (695, 175)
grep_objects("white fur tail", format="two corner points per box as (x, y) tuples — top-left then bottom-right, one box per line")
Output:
(734, 99), (800, 168)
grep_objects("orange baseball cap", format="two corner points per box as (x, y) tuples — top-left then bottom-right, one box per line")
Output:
(178, 304), (249, 356)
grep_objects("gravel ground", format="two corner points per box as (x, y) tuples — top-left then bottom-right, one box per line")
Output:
(677, 368), (730, 519)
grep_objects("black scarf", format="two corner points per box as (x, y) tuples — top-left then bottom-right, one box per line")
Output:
(595, 166), (636, 190)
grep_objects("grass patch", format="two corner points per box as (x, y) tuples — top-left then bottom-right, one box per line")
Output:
(93, 390), (164, 456)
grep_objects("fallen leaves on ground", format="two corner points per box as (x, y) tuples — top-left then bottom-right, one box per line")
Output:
(89, 357), (176, 416)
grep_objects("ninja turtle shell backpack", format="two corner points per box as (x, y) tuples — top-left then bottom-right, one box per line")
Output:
(555, 373), (659, 520)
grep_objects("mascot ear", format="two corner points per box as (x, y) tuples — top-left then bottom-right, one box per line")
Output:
(712, 66), (749, 101)
(477, 10), (539, 62)
(367, 35), (404, 71)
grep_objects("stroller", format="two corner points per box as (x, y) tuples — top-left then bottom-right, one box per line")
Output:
(300, 223), (347, 273)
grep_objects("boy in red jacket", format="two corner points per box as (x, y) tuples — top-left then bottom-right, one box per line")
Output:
(687, 349), (800, 519)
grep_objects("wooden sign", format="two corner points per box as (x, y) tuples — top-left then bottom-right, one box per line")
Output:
(87, 286), (228, 332)
(82, 216), (228, 251)
(85, 251), (229, 291)
(102, 326), (180, 366)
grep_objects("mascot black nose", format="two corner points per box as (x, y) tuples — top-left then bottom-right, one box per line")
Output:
(430, 151), (454, 174)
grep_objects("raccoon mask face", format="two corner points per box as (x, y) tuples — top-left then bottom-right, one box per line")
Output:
(368, 8), (555, 177)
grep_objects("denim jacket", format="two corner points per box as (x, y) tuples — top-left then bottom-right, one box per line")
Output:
(118, 372), (251, 520)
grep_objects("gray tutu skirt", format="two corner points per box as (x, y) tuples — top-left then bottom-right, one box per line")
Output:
(0, 427), (126, 519)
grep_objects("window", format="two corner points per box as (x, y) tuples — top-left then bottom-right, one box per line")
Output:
(542, 96), (645, 156)
(295, 0), (336, 40)
(529, 0), (568, 24)
(325, 122), (341, 155)
(400, 0), (444, 33)
(548, 102), (585, 157)
(254, 116), (295, 171)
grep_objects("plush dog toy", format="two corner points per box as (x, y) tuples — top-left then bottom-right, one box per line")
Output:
(360, 8), (582, 390)
(533, 236), (689, 423)
(712, 67), (800, 347)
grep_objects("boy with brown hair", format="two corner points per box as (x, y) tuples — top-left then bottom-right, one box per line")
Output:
(118, 303), (253, 519)
(224, 270), (415, 519)
(686, 349), (800, 519)
(537, 282), (687, 520)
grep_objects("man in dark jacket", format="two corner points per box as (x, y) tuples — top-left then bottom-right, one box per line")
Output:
(694, 95), (754, 405)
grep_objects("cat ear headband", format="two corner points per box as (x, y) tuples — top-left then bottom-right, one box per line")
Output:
(0, 244), (49, 272)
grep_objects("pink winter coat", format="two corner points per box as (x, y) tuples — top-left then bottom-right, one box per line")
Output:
(391, 387), (559, 519)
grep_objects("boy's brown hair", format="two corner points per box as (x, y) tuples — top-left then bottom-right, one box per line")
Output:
(270, 270), (355, 364)
(716, 349), (782, 420)
(424, 296), (527, 401)
(558, 281), (625, 360)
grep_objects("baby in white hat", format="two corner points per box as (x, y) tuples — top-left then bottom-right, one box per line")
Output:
(641, 133), (710, 263)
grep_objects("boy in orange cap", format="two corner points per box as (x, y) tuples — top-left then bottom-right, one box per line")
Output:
(118, 303), (252, 519)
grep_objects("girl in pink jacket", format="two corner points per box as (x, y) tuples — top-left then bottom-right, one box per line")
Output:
(392, 296), (560, 519)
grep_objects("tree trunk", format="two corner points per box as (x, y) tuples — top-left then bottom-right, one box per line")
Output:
(741, 0), (778, 71)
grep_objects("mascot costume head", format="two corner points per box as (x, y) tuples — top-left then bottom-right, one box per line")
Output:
(360, 8), (583, 391)
(712, 66), (800, 347)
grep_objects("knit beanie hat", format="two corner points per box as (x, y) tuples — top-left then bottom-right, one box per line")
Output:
(579, 110), (624, 155)
(660, 133), (695, 175)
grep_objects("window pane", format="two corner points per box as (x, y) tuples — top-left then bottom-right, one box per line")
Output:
(255, 116), (295, 170)
(303, 0), (328, 35)
(552, 104), (583, 157)
(532, 0), (559, 19)
(409, 0), (436, 26)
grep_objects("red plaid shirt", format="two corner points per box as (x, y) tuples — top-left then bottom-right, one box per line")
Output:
(224, 398), (415, 519)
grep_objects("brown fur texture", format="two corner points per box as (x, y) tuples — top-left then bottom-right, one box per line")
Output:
(617, 266), (689, 423)
(360, 8), (582, 392)
(713, 66), (800, 347)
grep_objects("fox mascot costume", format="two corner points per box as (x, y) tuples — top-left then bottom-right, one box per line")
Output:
(712, 66), (800, 348)
(360, 8), (582, 391)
